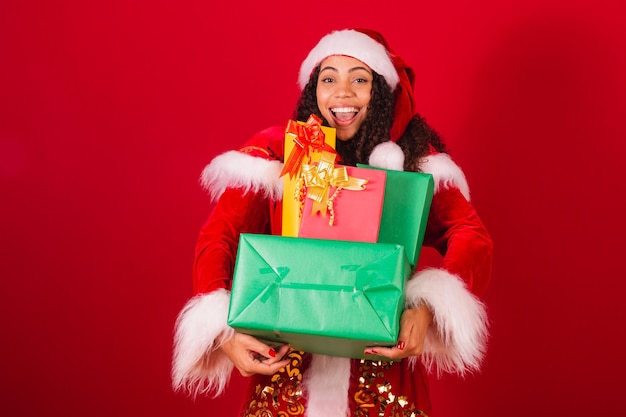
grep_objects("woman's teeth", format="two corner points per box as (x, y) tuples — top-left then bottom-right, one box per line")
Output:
(331, 107), (358, 120)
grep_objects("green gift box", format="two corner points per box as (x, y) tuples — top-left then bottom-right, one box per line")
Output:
(227, 233), (411, 359)
(358, 164), (434, 266)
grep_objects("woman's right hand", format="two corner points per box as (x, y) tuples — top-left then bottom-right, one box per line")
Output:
(220, 332), (291, 377)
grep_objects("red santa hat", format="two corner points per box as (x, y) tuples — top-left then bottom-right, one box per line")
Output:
(298, 28), (416, 145)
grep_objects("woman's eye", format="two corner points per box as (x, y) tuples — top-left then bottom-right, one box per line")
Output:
(321, 77), (334, 83)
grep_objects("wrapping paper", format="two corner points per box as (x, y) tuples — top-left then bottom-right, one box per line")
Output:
(281, 116), (337, 237)
(228, 234), (411, 358)
(298, 165), (385, 242)
(359, 164), (434, 266)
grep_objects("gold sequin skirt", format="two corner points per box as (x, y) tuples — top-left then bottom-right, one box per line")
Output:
(239, 350), (431, 417)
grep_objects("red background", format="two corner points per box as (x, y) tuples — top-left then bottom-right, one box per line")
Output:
(2, 1), (625, 416)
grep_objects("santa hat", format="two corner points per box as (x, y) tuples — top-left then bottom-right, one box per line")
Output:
(298, 28), (416, 145)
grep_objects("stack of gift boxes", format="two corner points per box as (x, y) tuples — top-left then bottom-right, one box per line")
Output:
(227, 116), (434, 359)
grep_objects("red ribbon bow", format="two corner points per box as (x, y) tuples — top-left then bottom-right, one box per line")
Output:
(280, 115), (339, 179)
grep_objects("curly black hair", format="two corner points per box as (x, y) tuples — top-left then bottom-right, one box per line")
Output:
(294, 66), (447, 172)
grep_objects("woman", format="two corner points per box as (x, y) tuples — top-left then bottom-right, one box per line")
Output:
(172, 28), (493, 417)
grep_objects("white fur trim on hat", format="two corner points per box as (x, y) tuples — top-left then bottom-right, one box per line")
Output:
(172, 289), (235, 397)
(368, 141), (405, 171)
(303, 355), (351, 417)
(200, 150), (284, 201)
(419, 153), (471, 201)
(298, 29), (399, 90)
(405, 268), (488, 376)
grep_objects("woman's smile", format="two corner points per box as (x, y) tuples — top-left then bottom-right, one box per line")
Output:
(330, 106), (361, 124)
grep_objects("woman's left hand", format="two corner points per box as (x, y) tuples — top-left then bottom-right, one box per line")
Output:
(363, 304), (433, 360)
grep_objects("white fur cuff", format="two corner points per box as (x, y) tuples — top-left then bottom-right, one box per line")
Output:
(405, 268), (488, 375)
(172, 289), (235, 397)
(200, 150), (284, 201)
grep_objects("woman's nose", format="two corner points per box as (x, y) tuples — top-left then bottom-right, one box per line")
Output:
(333, 80), (354, 97)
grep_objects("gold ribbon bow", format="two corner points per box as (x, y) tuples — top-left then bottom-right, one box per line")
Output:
(301, 150), (368, 225)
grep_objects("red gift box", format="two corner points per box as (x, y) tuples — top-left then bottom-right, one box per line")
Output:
(298, 164), (386, 242)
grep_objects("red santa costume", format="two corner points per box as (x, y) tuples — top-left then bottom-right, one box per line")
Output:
(172, 29), (493, 417)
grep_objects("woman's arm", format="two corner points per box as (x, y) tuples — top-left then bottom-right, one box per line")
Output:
(172, 129), (286, 397)
(372, 151), (493, 373)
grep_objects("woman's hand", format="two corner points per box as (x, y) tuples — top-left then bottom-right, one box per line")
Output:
(220, 332), (291, 377)
(363, 304), (433, 360)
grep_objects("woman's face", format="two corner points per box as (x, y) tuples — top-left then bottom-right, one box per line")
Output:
(316, 55), (373, 141)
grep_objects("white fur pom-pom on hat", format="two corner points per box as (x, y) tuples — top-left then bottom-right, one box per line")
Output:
(368, 141), (405, 171)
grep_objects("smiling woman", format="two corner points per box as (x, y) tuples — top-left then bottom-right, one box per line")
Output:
(171, 28), (492, 417)
(316, 55), (374, 140)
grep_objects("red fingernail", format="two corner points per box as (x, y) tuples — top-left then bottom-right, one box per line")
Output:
(366, 349), (378, 355)
(269, 348), (276, 358)
(397, 341), (405, 350)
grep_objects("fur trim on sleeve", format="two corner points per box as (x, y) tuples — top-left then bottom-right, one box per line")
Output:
(368, 143), (471, 201)
(171, 289), (235, 397)
(405, 268), (488, 376)
(419, 153), (470, 201)
(200, 150), (284, 201)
